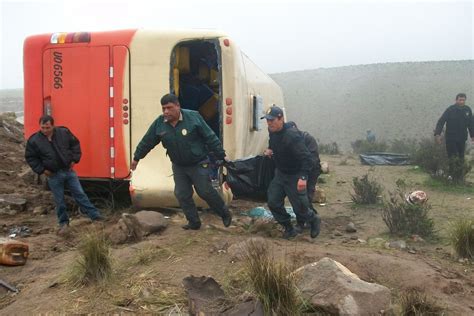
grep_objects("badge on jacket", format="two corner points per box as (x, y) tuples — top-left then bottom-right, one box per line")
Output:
(182, 129), (187, 136)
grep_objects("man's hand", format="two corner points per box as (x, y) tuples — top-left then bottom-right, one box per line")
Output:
(224, 156), (230, 162)
(435, 135), (442, 145)
(263, 148), (273, 157)
(131, 160), (139, 171)
(297, 179), (307, 192)
(43, 170), (52, 177)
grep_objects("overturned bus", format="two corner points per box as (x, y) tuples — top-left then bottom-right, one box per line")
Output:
(23, 29), (284, 208)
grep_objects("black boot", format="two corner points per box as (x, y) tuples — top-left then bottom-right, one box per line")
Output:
(182, 221), (201, 230)
(309, 214), (321, 238)
(222, 209), (232, 227)
(282, 222), (297, 239)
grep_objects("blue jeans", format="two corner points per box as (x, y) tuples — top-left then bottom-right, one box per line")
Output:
(47, 170), (101, 226)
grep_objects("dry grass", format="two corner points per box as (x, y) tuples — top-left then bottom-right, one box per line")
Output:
(242, 240), (302, 315)
(448, 219), (474, 259)
(351, 174), (383, 204)
(399, 288), (445, 316)
(67, 231), (112, 286)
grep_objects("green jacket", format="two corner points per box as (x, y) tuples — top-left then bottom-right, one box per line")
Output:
(133, 109), (225, 166)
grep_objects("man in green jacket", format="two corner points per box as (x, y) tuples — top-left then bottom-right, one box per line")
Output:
(131, 94), (232, 230)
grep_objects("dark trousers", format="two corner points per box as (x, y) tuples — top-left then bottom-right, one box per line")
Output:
(172, 162), (226, 225)
(47, 170), (101, 226)
(267, 169), (315, 225)
(446, 139), (466, 160)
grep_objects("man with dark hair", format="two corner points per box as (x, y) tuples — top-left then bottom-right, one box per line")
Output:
(262, 107), (321, 239)
(131, 93), (232, 230)
(434, 93), (474, 160)
(25, 115), (104, 233)
(286, 121), (321, 233)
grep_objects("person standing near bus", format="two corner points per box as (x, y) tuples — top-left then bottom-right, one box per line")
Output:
(25, 115), (104, 234)
(131, 93), (232, 230)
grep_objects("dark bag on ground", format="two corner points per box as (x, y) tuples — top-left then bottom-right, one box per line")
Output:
(225, 155), (275, 202)
(359, 152), (411, 166)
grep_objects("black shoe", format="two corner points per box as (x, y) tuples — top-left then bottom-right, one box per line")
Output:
(294, 222), (306, 234)
(222, 211), (232, 227)
(182, 222), (201, 230)
(282, 224), (297, 239)
(309, 214), (321, 238)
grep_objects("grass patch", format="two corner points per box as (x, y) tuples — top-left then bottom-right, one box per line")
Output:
(424, 177), (474, 194)
(351, 174), (383, 204)
(351, 139), (388, 154)
(67, 231), (112, 286)
(242, 239), (303, 315)
(318, 142), (341, 155)
(133, 245), (175, 265)
(448, 219), (474, 259)
(398, 288), (445, 315)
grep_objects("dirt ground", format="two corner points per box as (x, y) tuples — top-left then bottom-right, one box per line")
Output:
(1, 116), (473, 315)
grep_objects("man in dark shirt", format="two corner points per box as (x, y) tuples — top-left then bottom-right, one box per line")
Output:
(25, 115), (104, 233)
(434, 93), (474, 160)
(286, 121), (321, 232)
(132, 94), (232, 230)
(262, 107), (321, 239)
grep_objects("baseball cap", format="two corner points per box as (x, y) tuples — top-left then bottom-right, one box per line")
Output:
(261, 106), (284, 120)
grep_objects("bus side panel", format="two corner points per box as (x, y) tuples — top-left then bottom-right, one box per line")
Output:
(113, 46), (131, 178)
(24, 35), (51, 139)
(42, 47), (111, 178)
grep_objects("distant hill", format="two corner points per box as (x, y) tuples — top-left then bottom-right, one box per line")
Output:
(271, 60), (474, 151)
(0, 89), (23, 113)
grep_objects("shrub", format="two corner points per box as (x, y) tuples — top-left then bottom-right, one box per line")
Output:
(351, 139), (388, 154)
(243, 240), (302, 315)
(382, 185), (435, 238)
(318, 142), (341, 155)
(351, 174), (382, 204)
(68, 232), (112, 285)
(412, 138), (472, 184)
(399, 288), (445, 316)
(389, 138), (419, 156)
(448, 219), (474, 259)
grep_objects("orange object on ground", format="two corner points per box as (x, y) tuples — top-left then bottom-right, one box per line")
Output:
(0, 238), (29, 266)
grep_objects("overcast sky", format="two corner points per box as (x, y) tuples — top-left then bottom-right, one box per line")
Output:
(0, 0), (472, 89)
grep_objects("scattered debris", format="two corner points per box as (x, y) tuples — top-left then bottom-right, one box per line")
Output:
(8, 226), (32, 238)
(0, 238), (29, 266)
(0, 279), (19, 293)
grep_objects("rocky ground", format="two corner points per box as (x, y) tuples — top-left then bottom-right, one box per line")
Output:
(1, 113), (473, 315)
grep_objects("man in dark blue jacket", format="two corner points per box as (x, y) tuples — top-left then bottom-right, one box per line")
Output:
(25, 115), (103, 232)
(131, 94), (232, 230)
(262, 106), (321, 239)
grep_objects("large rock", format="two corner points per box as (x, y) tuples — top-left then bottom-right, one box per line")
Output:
(320, 161), (330, 174)
(133, 210), (168, 235)
(107, 211), (168, 244)
(294, 257), (391, 315)
(183, 276), (225, 315)
(312, 187), (327, 203)
(0, 194), (27, 212)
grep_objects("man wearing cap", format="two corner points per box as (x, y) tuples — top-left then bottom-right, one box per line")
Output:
(131, 94), (232, 230)
(262, 106), (321, 239)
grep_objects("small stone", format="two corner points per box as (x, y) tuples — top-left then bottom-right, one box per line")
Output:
(350, 236), (359, 240)
(358, 239), (367, 244)
(33, 206), (46, 215)
(345, 222), (357, 233)
(333, 230), (343, 237)
(386, 240), (407, 250)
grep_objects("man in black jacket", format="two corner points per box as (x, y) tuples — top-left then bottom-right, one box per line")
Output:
(262, 107), (321, 239)
(434, 93), (474, 179)
(25, 115), (103, 232)
(434, 93), (474, 160)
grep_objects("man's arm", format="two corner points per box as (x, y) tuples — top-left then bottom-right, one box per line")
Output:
(288, 131), (312, 191)
(434, 108), (449, 136)
(25, 139), (45, 175)
(66, 128), (81, 163)
(132, 119), (162, 169)
(196, 114), (226, 159)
